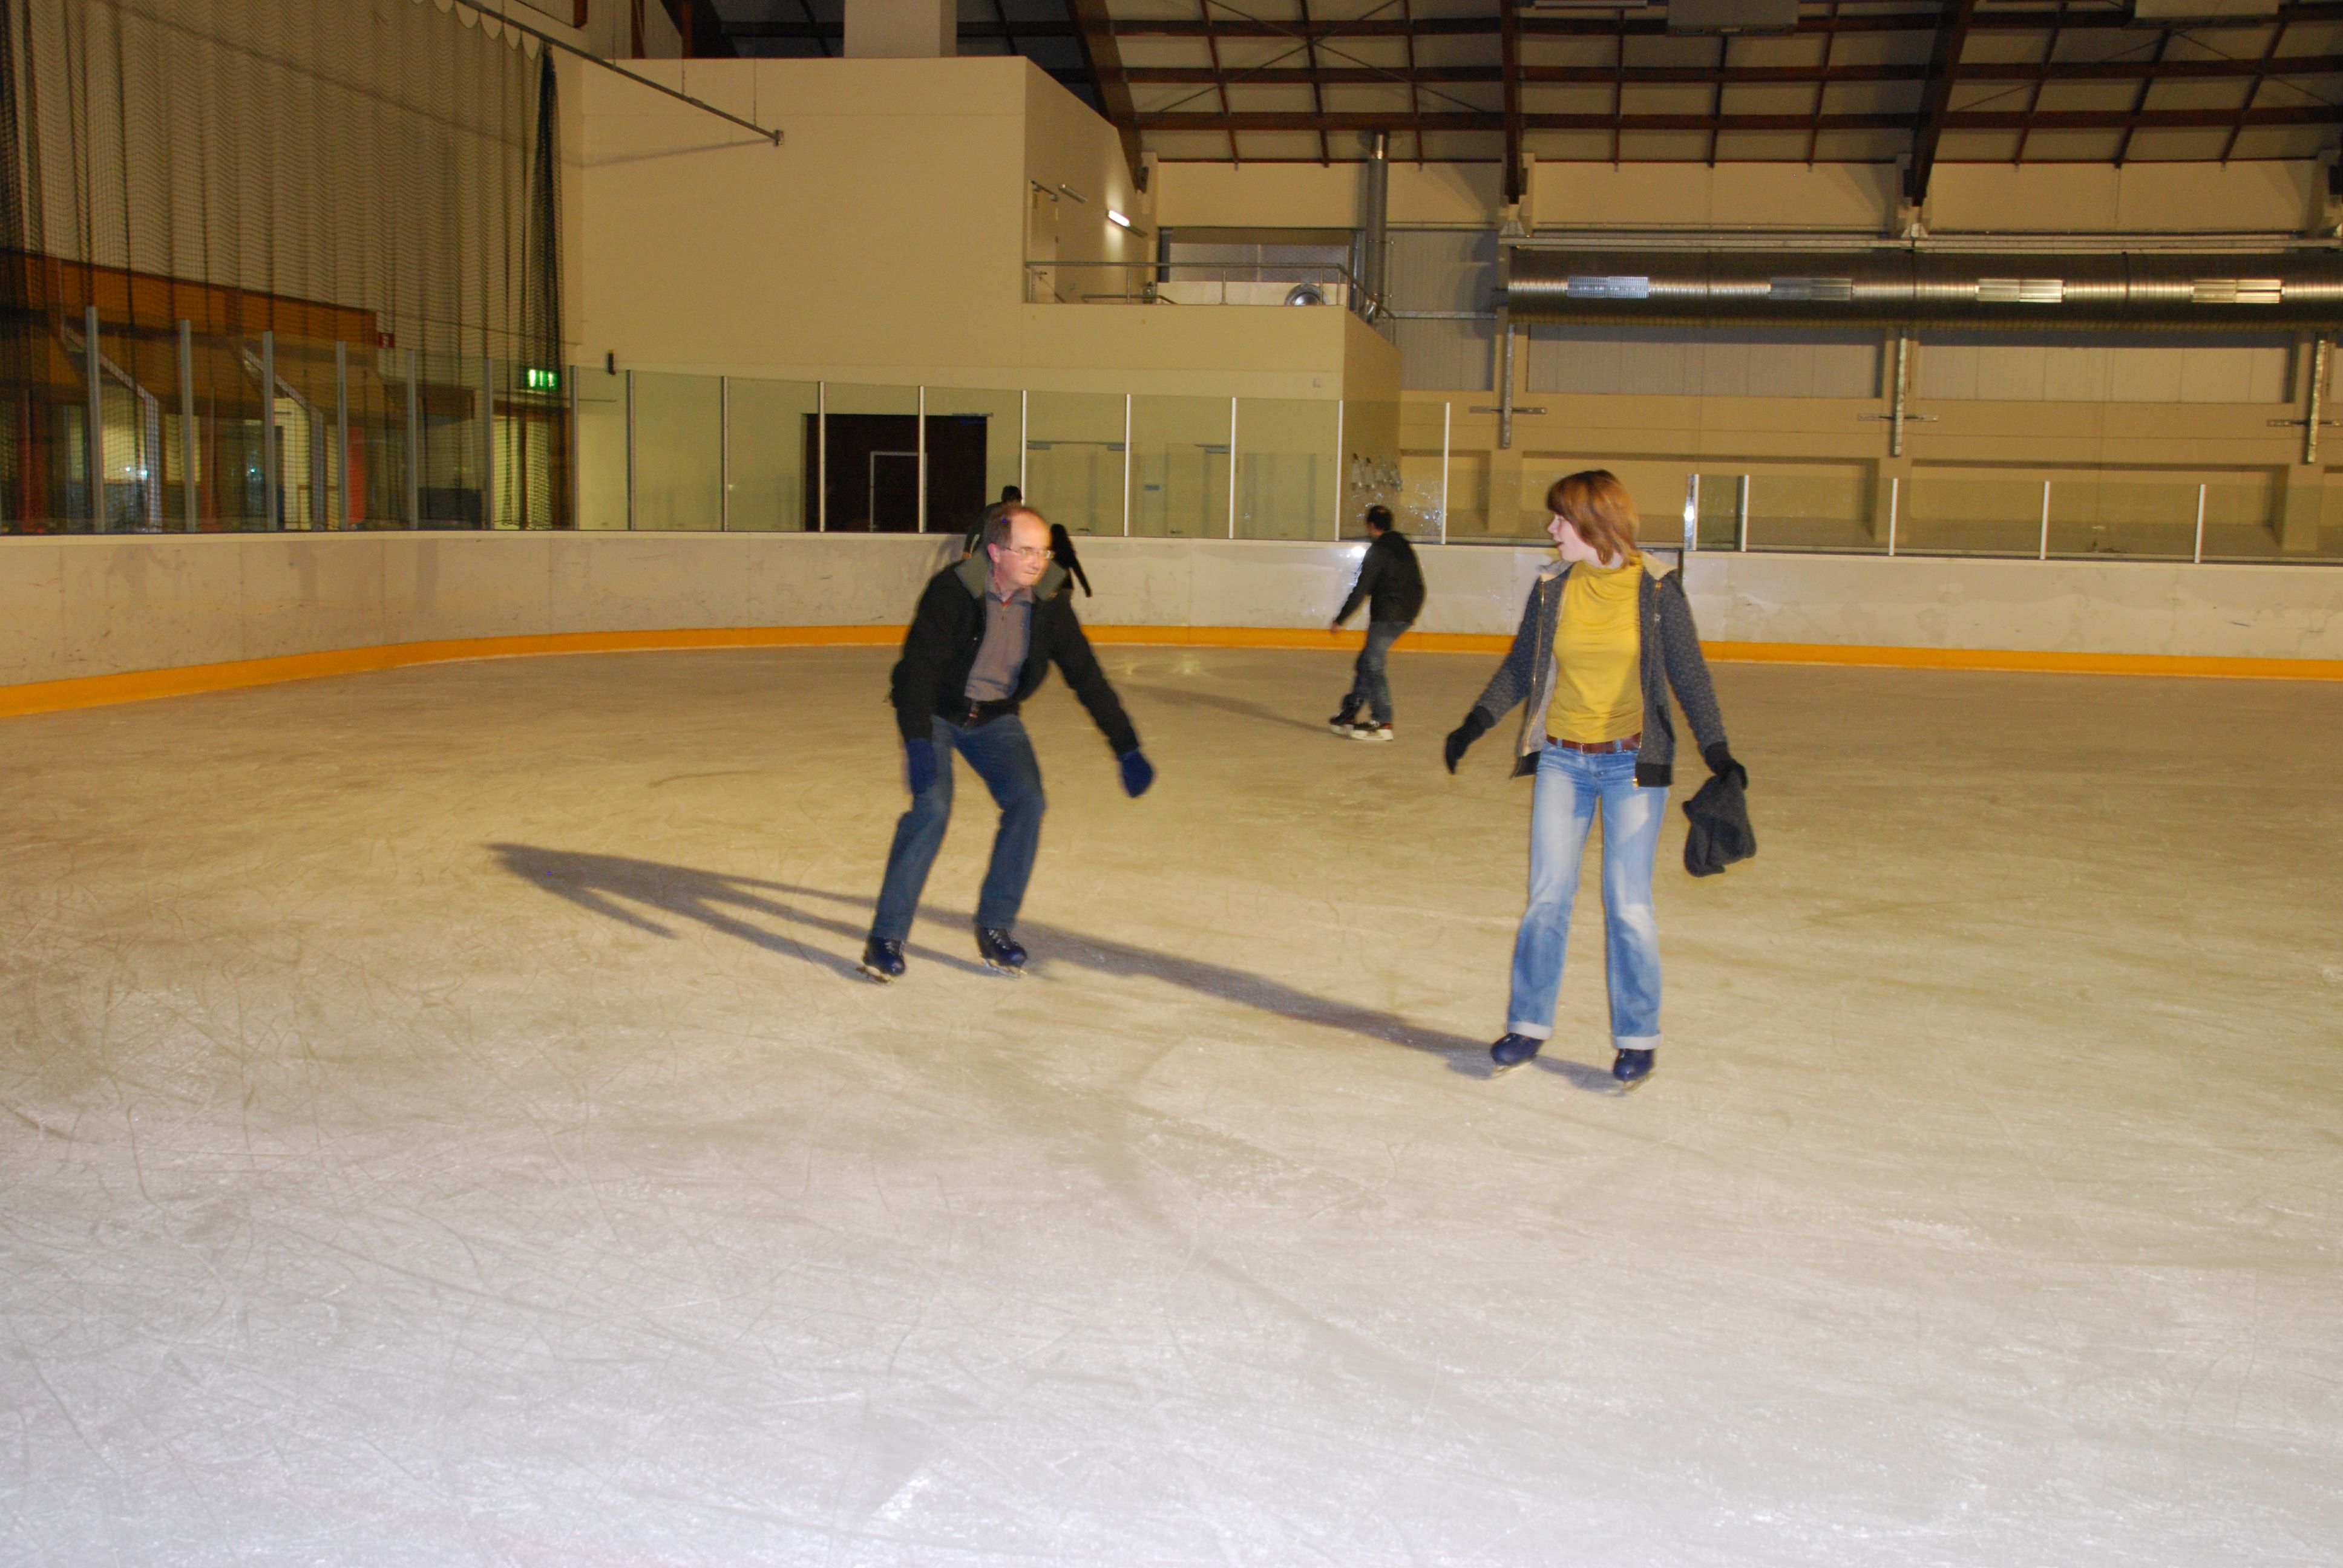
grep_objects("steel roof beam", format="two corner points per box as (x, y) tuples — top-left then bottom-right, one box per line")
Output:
(1134, 105), (2343, 133)
(1907, 0), (1978, 204)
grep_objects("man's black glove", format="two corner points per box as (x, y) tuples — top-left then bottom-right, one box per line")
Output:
(1703, 741), (1748, 790)
(1443, 708), (1493, 774)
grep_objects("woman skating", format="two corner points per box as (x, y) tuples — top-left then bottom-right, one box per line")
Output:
(1442, 470), (1742, 1089)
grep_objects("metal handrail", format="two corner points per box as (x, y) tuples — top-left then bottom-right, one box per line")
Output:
(1024, 260), (1364, 307)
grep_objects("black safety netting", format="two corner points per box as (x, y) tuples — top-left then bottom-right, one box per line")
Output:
(1, 0), (566, 532)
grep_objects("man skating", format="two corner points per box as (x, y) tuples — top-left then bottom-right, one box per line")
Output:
(862, 505), (1155, 982)
(1328, 505), (1427, 742)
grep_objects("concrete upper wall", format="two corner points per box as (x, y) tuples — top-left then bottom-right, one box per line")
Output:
(1155, 158), (2330, 235)
(3, 535), (2339, 699)
(565, 56), (1388, 399)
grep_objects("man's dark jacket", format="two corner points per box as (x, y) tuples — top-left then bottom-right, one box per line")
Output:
(889, 554), (1139, 755)
(1335, 529), (1426, 626)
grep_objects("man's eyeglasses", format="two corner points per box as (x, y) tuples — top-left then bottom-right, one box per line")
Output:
(995, 544), (1053, 562)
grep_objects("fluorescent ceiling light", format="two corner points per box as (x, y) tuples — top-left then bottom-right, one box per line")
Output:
(1107, 209), (1133, 230)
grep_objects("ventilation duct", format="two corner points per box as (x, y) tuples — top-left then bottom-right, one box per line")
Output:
(1503, 249), (2343, 330)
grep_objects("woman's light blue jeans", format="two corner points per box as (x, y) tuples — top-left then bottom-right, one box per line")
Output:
(1506, 743), (1667, 1050)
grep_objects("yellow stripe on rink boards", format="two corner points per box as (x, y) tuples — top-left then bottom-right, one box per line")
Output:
(1698, 639), (2343, 681)
(0, 627), (900, 719)
(5, 624), (2339, 719)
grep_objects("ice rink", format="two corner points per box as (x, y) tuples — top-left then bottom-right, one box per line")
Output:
(4, 643), (2339, 1567)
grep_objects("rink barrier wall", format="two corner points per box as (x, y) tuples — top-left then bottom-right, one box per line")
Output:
(3, 532), (2342, 718)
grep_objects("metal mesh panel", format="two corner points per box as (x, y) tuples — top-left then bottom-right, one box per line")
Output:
(1, 0), (565, 532)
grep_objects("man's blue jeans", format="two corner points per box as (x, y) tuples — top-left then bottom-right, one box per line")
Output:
(1345, 619), (1409, 724)
(871, 715), (1045, 943)
(1506, 743), (1666, 1050)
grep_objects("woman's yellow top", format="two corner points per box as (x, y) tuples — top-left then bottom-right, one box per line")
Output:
(1544, 555), (1645, 743)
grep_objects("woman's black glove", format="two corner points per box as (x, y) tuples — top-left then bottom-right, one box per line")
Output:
(1443, 709), (1493, 774)
(1703, 742), (1748, 789)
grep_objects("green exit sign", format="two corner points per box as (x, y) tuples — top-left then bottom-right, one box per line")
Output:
(524, 367), (559, 391)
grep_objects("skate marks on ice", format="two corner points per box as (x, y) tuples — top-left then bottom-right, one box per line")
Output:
(488, 844), (1513, 1074)
(1121, 681), (1337, 738)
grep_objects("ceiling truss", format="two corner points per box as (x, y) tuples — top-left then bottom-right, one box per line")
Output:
(710, 2), (2343, 180)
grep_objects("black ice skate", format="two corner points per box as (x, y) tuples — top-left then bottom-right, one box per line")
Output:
(860, 938), (905, 984)
(974, 925), (1027, 975)
(1489, 1033), (1542, 1076)
(1328, 700), (1360, 736)
(1612, 1047), (1656, 1091)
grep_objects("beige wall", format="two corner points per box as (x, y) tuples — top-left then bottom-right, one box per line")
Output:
(568, 56), (1031, 381)
(566, 56), (1389, 399)
(1158, 157), (2328, 236)
(1154, 162), (1505, 230)
(1023, 68), (1153, 295)
(5, 535), (2339, 698)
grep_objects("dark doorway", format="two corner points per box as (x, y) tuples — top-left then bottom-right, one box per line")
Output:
(802, 413), (988, 532)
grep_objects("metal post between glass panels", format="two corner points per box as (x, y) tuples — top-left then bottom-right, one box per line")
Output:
(569, 378), (581, 532)
(816, 381), (827, 532)
(1332, 399), (1345, 540)
(2038, 479), (2050, 560)
(177, 319), (197, 532)
(405, 350), (420, 530)
(1735, 474), (1749, 552)
(1682, 473), (1699, 553)
(1227, 395), (1238, 540)
(335, 342), (349, 529)
(917, 384), (927, 534)
(1018, 389), (1027, 495)
(719, 374), (730, 532)
(624, 369), (636, 531)
(1121, 393), (1132, 537)
(1440, 400), (1451, 545)
(481, 358), (496, 530)
(2194, 482), (2207, 564)
(84, 306), (103, 532)
(1887, 475), (1899, 557)
(261, 329), (279, 532)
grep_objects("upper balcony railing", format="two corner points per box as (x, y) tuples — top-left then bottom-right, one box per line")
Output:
(1024, 261), (1362, 309)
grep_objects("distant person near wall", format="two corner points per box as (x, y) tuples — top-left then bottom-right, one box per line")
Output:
(1328, 505), (1425, 742)
(1047, 523), (1091, 601)
(1441, 469), (1745, 1093)
(862, 505), (1155, 985)
(962, 485), (1024, 560)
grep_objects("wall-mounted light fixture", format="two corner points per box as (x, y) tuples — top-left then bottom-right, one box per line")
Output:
(1057, 183), (1089, 204)
(1106, 209), (1134, 230)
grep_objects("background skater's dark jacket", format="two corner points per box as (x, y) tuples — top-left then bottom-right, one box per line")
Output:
(1335, 529), (1426, 626)
(890, 554), (1140, 755)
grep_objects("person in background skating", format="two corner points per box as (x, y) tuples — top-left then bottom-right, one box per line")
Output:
(1441, 469), (1742, 1091)
(863, 505), (1154, 982)
(962, 485), (1024, 560)
(1048, 521), (1090, 600)
(1327, 505), (1425, 742)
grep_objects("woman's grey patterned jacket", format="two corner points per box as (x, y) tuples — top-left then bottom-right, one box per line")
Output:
(1467, 558), (1730, 789)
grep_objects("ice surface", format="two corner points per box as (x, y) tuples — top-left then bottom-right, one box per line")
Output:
(2, 644), (2339, 1566)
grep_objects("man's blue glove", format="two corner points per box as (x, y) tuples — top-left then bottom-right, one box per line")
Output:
(905, 738), (939, 796)
(1118, 749), (1155, 799)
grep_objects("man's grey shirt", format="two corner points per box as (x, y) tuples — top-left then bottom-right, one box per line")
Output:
(963, 584), (1034, 702)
